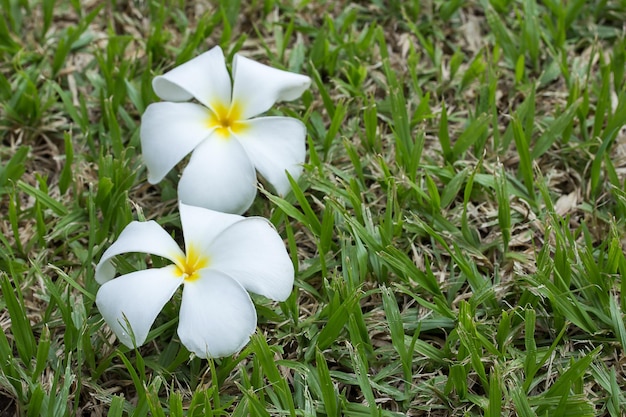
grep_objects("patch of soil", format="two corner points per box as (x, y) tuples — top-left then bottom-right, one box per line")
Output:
(0, 393), (16, 417)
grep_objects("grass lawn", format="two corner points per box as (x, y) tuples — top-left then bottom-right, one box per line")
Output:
(1, 0), (626, 415)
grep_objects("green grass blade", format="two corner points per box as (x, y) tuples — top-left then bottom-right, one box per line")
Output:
(315, 349), (338, 417)
(106, 396), (125, 417)
(347, 342), (379, 417)
(530, 99), (581, 159)
(511, 116), (535, 201)
(451, 113), (490, 159)
(251, 334), (296, 415)
(495, 162), (511, 253)
(1, 273), (36, 361)
(17, 180), (68, 216)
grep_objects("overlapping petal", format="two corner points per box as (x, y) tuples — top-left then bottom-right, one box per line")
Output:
(152, 47), (231, 110)
(178, 271), (256, 358)
(179, 203), (244, 253)
(177, 135), (257, 214)
(209, 218), (294, 301)
(234, 116), (306, 196)
(96, 266), (183, 347)
(95, 221), (184, 284)
(231, 54), (311, 119)
(141, 102), (214, 184)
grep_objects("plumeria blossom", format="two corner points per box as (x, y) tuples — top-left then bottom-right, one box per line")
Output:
(95, 203), (294, 358)
(140, 46), (311, 214)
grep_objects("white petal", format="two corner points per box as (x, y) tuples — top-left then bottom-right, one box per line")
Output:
(234, 116), (306, 196)
(96, 266), (183, 348)
(179, 203), (244, 253)
(209, 217), (294, 301)
(178, 271), (256, 358)
(140, 102), (214, 184)
(177, 134), (257, 214)
(231, 54), (311, 119)
(152, 46), (231, 110)
(95, 221), (184, 284)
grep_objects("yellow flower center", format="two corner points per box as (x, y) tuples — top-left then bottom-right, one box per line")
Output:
(174, 245), (210, 282)
(207, 101), (247, 137)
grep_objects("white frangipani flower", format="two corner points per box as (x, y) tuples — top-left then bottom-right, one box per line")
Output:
(95, 203), (294, 358)
(140, 46), (311, 214)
